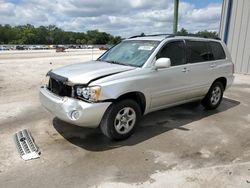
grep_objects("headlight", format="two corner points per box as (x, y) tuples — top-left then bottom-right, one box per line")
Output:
(75, 86), (101, 102)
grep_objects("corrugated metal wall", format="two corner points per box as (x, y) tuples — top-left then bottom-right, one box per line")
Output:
(220, 0), (250, 74)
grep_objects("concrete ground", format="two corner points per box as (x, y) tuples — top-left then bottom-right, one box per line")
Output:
(0, 50), (250, 188)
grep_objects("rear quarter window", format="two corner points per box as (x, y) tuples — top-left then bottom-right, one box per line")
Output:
(209, 41), (226, 60)
(186, 40), (213, 63)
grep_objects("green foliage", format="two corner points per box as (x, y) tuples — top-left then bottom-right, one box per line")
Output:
(177, 28), (188, 35)
(140, 33), (145, 36)
(0, 24), (122, 45)
(0, 24), (220, 45)
(177, 27), (219, 39)
(195, 30), (219, 39)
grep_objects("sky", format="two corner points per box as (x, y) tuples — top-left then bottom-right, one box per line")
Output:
(0, 0), (223, 37)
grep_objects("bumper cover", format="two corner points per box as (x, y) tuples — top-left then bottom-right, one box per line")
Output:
(226, 75), (235, 89)
(39, 86), (111, 128)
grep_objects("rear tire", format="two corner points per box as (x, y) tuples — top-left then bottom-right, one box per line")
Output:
(100, 99), (141, 140)
(202, 82), (224, 110)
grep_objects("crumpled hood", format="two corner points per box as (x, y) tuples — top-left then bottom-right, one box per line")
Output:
(51, 60), (135, 84)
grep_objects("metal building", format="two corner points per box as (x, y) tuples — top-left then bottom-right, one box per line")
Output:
(220, 0), (250, 74)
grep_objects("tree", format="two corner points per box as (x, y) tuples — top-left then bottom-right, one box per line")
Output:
(81, 38), (87, 44)
(176, 28), (219, 39)
(195, 30), (219, 39)
(177, 28), (188, 35)
(76, 39), (81, 44)
(0, 24), (220, 45)
(0, 24), (123, 45)
(87, 39), (94, 45)
(140, 32), (145, 36)
(110, 36), (122, 44)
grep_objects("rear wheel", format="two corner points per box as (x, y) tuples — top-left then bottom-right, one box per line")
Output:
(100, 99), (141, 140)
(202, 82), (224, 110)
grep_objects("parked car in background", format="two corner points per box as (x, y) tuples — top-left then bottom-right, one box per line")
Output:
(40, 34), (234, 140)
(56, 46), (66, 52)
(0, 46), (10, 50)
(99, 46), (109, 50)
(87, 45), (93, 49)
(16, 45), (25, 50)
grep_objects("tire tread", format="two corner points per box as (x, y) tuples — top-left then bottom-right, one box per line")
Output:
(100, 99), (141, 140)
(202, 82), (224, 110)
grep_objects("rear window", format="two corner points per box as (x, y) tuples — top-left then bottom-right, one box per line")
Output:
(209, 41), (226, 60)
(186, 40), (213, 63)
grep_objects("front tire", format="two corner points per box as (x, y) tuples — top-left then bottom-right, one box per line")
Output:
(100, 99), (141, 140)
(202, 82), (224, 110)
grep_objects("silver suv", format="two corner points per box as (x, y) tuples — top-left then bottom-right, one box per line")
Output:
(40, 34), (234, 140)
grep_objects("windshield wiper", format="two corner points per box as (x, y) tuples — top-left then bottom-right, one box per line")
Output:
(105, 60), (131, 66)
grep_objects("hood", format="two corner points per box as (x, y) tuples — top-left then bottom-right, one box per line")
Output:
(51, 60), (135, 84)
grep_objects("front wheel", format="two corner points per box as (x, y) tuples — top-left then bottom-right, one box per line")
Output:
(100, 99), (141, 140)
(202, 82), (224, 110)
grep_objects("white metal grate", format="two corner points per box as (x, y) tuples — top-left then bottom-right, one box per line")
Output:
(13, 129), (40, 160)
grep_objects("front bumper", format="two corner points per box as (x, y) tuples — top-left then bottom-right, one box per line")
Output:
(39, 86), (111, 128)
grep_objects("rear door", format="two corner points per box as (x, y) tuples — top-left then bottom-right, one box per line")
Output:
(185, 40), (215, 98)
(149, 40), (190, 110)
(209, 41), (227, 78)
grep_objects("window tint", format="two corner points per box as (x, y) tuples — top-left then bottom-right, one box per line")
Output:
(209, 41), (226, 60)
(186, 41), (214, 63)
(157, 41), (186, 66)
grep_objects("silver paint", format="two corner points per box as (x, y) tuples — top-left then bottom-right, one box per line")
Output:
(40, 36), (234, 128)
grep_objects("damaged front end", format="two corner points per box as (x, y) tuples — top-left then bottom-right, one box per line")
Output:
(46, 70), (77, 98)
(40, 61), (135, 127)
(46, 70), (117, 102)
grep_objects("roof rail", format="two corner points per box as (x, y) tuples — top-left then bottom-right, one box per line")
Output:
(129, 33), (221, 40)
(175, 34), (221, 40)
(129, 33), (175, 39)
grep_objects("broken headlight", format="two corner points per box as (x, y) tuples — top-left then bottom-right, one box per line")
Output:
(75, 86), (101, 102)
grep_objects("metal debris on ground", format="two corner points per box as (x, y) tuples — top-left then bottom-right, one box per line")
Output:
(13, 129), (40, 161)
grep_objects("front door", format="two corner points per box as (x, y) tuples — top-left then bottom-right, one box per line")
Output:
(149, 40), (190, 111)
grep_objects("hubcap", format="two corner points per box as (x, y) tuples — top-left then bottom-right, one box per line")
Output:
(211, 86), (221, 105)
(114, 107), (136, 134)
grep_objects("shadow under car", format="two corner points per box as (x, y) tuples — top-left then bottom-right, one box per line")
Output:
(53, 98), (240, 151)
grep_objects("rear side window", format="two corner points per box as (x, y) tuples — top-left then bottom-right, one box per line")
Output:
(157, 41), (186, 66)
(186, 40), (213, 63)
(209, 41), (226, 60)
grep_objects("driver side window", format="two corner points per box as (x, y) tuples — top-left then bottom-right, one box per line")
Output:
(157, 41), (186, 66)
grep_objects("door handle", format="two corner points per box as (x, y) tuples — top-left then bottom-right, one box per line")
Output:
(182, 67), (189, 72)
(210, 63), (216, 68)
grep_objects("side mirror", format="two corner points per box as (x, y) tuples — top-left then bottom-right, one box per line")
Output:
(154, 58), (171, 69)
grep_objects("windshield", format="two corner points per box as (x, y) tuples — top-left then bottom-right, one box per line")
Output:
(98, 40), (160, 67)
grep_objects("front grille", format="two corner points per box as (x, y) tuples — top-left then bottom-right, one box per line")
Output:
(13, 129), (40, 160)
(48, 77), (73, 97)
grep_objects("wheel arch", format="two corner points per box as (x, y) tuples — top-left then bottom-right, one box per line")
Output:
(115, 91), (146, 115)
(212, 77), (227, 90)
